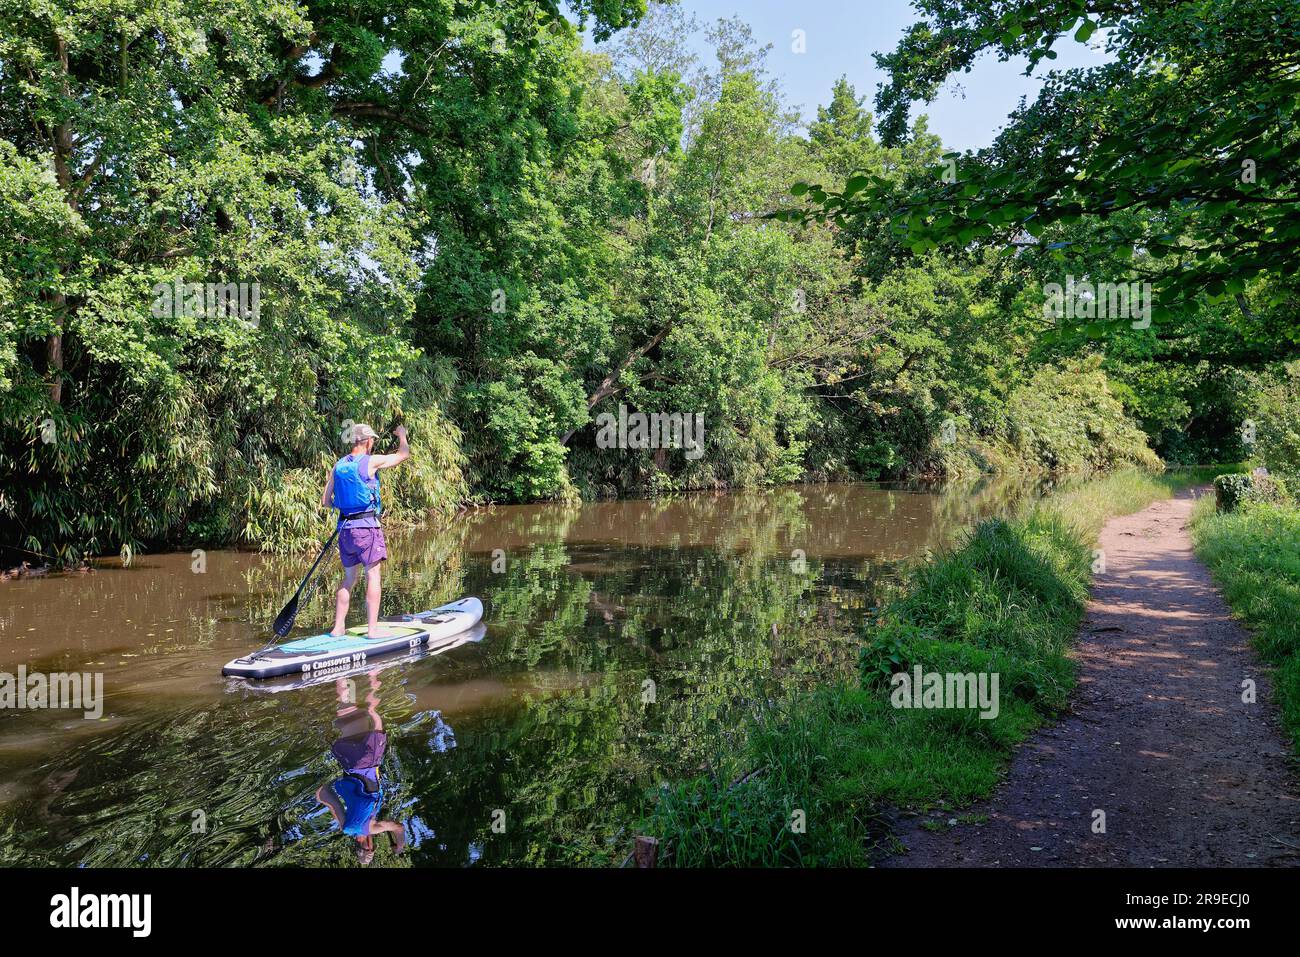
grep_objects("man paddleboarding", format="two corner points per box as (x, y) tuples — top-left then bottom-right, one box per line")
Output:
(321, 423), (410, 637)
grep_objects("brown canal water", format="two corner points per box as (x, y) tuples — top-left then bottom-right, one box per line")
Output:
(0, 479), (1042, 866)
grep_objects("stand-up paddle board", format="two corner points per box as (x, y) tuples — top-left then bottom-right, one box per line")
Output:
(222, 597), (483, 681)
(234, 622), (487, 693)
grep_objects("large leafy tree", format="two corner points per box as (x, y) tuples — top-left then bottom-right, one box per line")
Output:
(798, 0), (1300, 355)
(550, 15), (886, 496)
(0, 0), (642, 559)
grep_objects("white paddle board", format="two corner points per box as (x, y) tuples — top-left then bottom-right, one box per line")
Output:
(222, 597), (484, 681)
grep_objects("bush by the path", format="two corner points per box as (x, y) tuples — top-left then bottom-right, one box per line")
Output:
(1213, 472), (1291, 513)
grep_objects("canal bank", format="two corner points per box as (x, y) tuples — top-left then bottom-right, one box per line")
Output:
(645, 470), (1237, 866)
(882, 487), (1300, 866)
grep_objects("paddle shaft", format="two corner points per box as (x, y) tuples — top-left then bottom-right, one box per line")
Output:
(270, 524), (339, 640)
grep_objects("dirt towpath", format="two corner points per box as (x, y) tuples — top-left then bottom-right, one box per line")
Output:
(882, 488), (1300, 867)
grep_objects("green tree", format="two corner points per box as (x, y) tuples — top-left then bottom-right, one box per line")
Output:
(0, 0), (641, 559)
(803, 0), (1300, 352)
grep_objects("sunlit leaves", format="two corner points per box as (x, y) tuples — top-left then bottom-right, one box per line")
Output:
(799, 0), (1300, 348)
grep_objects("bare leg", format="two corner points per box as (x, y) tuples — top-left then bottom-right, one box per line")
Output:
(332, 564), (360, 636)
(365, 562), (382, 637)
(363, 671), (383, 730)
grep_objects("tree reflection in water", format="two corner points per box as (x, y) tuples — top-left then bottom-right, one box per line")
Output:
(0, 479), (1043, 866)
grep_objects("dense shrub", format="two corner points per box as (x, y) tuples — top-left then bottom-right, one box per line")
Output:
(1005, 360), (1162, 474)
(1251, 365), (1300, 487)
(1214, 472), (1290, 513)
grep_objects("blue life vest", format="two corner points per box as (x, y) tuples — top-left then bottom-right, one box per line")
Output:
(331, 454), (380, 517)
(332, 774), (383, 837)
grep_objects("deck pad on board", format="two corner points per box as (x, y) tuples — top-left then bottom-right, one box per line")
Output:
(277, 625), (424, 655)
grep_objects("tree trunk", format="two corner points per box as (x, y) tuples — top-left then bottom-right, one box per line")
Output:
(633, 836), (658, 868)
(47, 34), (77, 406)
(46, 296), (65, 405)
(559, 324), (673, 446)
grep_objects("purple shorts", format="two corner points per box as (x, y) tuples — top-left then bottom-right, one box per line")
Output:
(339, 526), (387, 568)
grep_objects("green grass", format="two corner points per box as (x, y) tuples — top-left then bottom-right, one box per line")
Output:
(646, 467), (1225, 866)
(1192, 499), (1300, 752)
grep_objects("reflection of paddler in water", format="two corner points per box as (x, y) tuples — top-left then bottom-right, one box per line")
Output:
(315, 670), (406, 864)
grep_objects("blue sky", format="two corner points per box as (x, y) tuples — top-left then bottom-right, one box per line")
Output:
(593, 0), (1110, 152)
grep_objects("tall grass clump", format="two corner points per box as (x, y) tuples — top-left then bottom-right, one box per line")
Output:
(647, 467), (1221, 866)
(1193, 500), (1300, 750)
(1037, 466), (1223, 540)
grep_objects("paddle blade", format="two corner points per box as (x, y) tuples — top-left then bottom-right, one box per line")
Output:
(271, 597), (299, 638)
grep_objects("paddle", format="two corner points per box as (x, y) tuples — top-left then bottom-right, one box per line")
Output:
(266, 416), (405, 641)
(270, 525), (341, 639)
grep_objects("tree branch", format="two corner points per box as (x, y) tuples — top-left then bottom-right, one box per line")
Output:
(332, 101), (431, 135)
(559, 324), (674, 446)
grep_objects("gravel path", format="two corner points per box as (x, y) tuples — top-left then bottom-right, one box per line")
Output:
(881, 488), (1300, 867)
